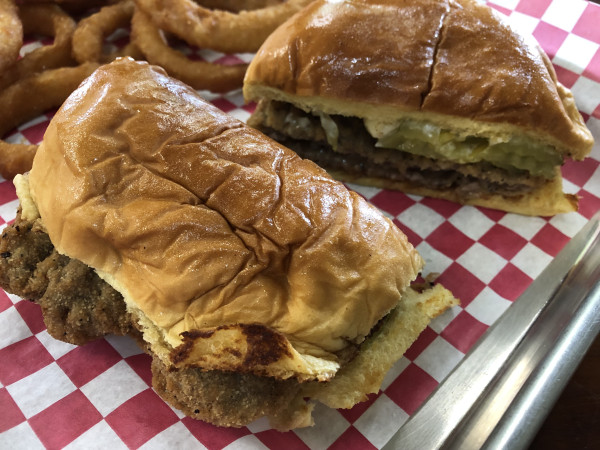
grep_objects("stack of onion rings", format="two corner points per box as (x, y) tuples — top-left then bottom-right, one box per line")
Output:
(135, 0), (313, 53)
(0, 0), (305, 180)
(0, 1), (126, 180)
(0, 3), (76, 90)
(0, 0), (22, 75)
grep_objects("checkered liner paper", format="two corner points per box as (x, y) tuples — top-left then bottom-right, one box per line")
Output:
(1, 0), (600, 448)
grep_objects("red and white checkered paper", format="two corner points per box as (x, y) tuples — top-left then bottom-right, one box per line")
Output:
(1, 0), (600, 448)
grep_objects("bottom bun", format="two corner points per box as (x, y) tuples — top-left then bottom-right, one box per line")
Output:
(331, 170), (577, 217)
(302, 283), (457, 411)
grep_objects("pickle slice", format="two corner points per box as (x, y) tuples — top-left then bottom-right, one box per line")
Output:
(372, 119), (561, 178)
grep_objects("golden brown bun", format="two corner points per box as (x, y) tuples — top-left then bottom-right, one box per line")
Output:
(244, 0), (593, 159)
(301, 284), (459, 412)
(28, 58), (424, 381)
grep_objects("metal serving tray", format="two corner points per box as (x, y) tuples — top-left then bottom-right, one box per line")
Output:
(385, 212), (600, 449)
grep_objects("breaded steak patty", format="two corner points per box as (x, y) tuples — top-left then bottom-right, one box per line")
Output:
(0, 212), (308, 427)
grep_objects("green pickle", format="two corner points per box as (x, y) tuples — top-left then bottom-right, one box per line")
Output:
(375, 120), (562, 178)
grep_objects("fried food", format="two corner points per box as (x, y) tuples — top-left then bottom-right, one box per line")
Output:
(23, 1), (117, 15)
(0, 3), (76, 91)
(131, 7), (247, 93)
(0, 213), (137, 344)
(134, 0), (313, 53)
(3, 59), (458, 429)
(151, 354), (305, 428)
(0, 143), (37, 181)
(3, 188), (457, 430)
(0, 211), (303, 423)
(0, 0), (292, 180)
(0, 0), (22, 75)
(0, 63), (98, 180)
(72, 0), (141, 64)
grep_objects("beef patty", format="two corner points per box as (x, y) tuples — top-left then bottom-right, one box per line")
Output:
(249, 100), (546, 199)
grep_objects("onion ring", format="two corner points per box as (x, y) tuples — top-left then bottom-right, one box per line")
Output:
(0, 0), (22, 75)
(0, 3), (76, 91)
(131, 8), (247, 93)
(134, 0), (313, 53)
(72, 0), (141, 64)
(0, 63), (98, 180)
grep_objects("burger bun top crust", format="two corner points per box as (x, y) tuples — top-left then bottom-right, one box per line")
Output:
(244, 0), (593, 159)
(28, 58), (423, 380)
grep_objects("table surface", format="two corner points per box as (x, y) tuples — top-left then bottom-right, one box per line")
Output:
(530, 335), (600, 449)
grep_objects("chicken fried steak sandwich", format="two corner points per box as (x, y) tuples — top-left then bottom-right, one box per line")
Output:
(0, 58), (458, 430)
(243, 0), (594, 216)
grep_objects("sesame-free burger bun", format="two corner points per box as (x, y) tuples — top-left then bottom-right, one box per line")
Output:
(244, 0), (594, 215)
(27, 58), (424, 382)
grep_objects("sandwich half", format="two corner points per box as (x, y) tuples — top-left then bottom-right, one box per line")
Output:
(243, 0), (594, 216)
(0, 58), (458, 430)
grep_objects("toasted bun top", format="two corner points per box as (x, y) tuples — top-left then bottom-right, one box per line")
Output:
(28, 58), (423, 380)
(244, 0), (593, 159)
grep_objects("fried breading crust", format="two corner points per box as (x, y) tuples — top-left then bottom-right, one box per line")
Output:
(0, 213), (135, 344)
(152, 355), (306, 428)
(0, 211), (458, 430)
(0, 212), (309, 428)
